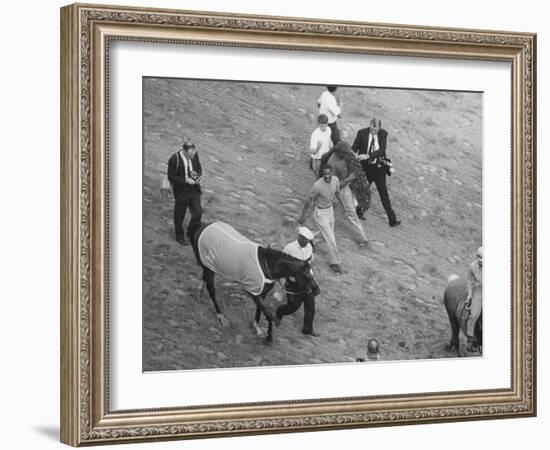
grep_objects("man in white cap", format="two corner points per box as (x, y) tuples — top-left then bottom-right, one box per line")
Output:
(275, 227), (319, 336)
(465, 246), (483, 341)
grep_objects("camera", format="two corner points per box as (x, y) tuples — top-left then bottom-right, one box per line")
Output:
(190, 171), (201, 183)
(374, 156), (395, 176)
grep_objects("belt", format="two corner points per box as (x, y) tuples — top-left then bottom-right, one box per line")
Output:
(316, 205), (333, 210)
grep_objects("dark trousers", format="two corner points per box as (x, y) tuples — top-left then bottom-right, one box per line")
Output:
(173, 190), (202, 240)
(364, 165), (397, 225)
(328, 122), (341, 145)
(276, 291), (315, 333)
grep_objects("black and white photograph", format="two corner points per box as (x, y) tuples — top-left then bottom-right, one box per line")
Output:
(142, 77), (483, 372)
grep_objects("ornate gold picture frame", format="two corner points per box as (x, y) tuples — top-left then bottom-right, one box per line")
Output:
(60, 3), (536, 446)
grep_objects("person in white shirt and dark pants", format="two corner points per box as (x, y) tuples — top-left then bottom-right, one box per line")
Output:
(309, 113), (333, 176)
(317, 86), (342, 145)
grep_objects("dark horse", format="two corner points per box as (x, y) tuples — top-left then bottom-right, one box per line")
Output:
(188, 220), (320, 343)
(443, 275), (482, 356)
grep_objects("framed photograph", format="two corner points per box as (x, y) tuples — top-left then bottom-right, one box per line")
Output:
(60, 3), (536, 446)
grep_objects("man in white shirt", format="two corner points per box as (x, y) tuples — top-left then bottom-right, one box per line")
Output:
(317, 86), (342, 145)
(309, 113), (333, 176)
(275, 227), (319, 336)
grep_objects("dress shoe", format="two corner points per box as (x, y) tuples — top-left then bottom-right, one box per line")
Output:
(329, 263), (342, 274)
(390, 220), (401, 227)
(176, 237), (188, 246)
(302, 330), (320, 337)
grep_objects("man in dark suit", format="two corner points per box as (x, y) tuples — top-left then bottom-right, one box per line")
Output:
(167, 141), (203, 245)
(352, 119), (400, 227)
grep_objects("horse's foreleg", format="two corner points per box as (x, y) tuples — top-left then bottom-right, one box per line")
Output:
(251, 304), (265, 337)
(203, 268), (229, 327)
(254, 305), (262, 323)
(250, 295), (274, 343)
(266, 320), (273, 343)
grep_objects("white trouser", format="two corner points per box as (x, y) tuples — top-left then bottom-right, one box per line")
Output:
(338, 184), (367, 242)
(314, 206), (341, 265)
(311, 158), (321, 177)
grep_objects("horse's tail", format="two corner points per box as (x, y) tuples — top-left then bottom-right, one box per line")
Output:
(187, 220), (203, 242)
(187, 220), (207, 265)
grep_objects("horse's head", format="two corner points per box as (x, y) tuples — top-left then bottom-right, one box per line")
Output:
(268, 249), (320, 297)
(294, 260), (321, 297)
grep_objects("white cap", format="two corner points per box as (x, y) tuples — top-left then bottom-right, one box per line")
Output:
(298, 226), (314, 240)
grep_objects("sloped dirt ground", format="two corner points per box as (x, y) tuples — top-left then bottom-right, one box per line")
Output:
(142, 78), (482, 371)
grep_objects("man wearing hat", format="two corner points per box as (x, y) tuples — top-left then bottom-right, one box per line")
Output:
(167, 141), (203, 246)
(465, 246), (483, 341)
(275, 227), (320, 337)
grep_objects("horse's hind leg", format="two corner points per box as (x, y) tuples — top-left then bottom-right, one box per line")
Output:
(202, 267), (229, 326)
(449, 316), (461, 356)
(444, 298), (461, 356)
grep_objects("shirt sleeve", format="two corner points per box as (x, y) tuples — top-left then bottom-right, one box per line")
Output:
(309, 130), (318, 151)
(328, 96), (341, 116)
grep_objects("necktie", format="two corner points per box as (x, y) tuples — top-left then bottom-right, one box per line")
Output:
(368, 135), (375, 154)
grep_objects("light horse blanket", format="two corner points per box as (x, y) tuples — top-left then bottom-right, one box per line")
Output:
(198, 222), (274, 296)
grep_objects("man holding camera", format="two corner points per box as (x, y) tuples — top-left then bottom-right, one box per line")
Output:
(352, 118), (400, 227)
(167, 141), (203, 246)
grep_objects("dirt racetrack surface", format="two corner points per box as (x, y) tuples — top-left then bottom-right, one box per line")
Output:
(142, 78), (482, 371)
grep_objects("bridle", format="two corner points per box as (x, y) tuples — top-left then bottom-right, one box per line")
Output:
(260, 248), (319, 296)
(290, 265), (318, 296)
